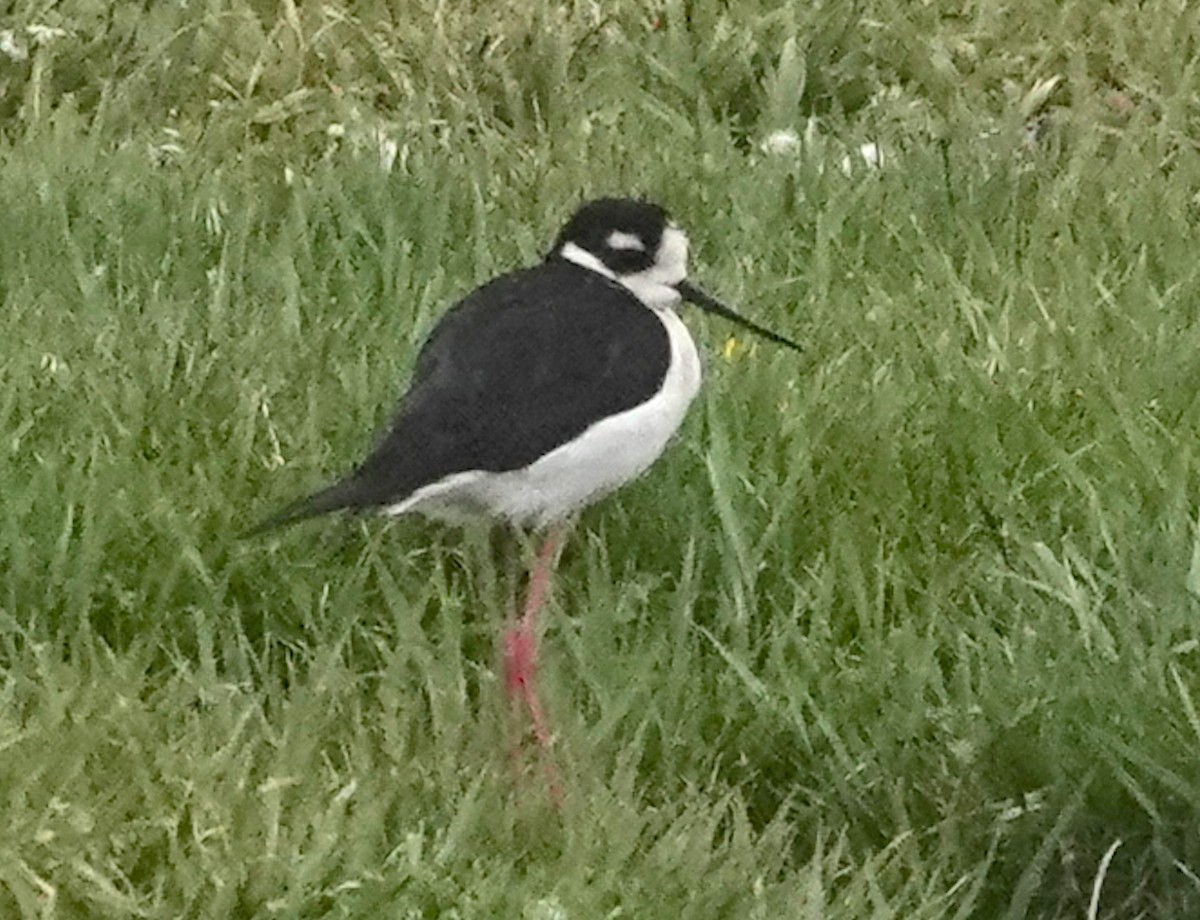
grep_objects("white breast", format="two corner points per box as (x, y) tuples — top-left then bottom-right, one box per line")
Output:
(390, 308), (702, 527)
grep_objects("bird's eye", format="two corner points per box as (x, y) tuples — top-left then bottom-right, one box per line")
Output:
(606, 231), (646, 252)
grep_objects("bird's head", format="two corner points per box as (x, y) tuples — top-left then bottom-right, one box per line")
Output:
(550, 197), (802, 352)
(550, 198), (687, 309)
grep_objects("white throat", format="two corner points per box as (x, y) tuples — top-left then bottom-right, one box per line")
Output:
(558, 227), (690, 311)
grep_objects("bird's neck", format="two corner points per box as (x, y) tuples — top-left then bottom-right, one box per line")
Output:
(554, 243), (682, 311)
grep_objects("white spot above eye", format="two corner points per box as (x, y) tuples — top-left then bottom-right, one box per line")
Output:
(606, 230), (646, 252)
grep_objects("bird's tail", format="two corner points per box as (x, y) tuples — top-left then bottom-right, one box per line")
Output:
(242, 477), (368, 537)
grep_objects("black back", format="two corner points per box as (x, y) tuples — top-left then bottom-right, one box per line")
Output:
(280, 260), (672, 519)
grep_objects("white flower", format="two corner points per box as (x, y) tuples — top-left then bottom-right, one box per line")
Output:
(148, 142), (185, 166)
(26, 24), (68, 45)
(760, 129), (800, 156)
(840, 141), (885, 175)
(0, 29), (27, 61)
(326, 123), (346, 139)
(378, 134), (399, 173)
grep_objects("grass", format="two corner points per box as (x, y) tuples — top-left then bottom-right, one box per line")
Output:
(3, 0), (1200, 916)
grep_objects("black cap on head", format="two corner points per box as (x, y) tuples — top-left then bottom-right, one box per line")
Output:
(551, 198), (670, 275)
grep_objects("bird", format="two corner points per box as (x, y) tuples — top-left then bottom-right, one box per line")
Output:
(250, 197), (802, 803)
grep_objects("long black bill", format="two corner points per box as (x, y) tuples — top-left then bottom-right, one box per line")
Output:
(677, 281), (803, 353)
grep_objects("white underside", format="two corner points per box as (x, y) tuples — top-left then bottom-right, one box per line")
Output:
(385, 308), (702, 528)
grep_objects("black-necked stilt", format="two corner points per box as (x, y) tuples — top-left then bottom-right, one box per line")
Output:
(251, 197), (801, 802)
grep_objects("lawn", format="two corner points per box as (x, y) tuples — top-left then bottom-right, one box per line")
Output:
(3, 1), (1200, 916)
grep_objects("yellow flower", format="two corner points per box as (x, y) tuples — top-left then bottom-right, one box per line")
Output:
(722, 336), (756, 362)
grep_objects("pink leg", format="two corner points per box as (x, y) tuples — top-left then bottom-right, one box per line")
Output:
(502, 528), (563, 806)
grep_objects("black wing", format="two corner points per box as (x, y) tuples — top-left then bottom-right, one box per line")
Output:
(250, 261), (670, 531)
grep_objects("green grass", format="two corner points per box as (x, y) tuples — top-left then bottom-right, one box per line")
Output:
(3, 0), (1200, 916)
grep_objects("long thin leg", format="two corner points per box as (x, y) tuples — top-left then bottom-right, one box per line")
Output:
(502, 527), (563, 805)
